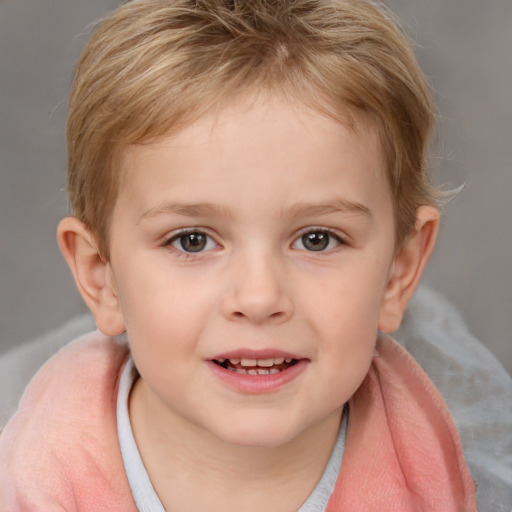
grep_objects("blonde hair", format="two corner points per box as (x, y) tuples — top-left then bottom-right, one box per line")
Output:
(67, 0), (437, 257)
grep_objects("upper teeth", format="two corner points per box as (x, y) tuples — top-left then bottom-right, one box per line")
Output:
(217, 357), (287, 367)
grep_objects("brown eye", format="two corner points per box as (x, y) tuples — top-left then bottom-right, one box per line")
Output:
(292, 229), (343, 252)
(169, 231), (216, 253)
(179, 233), (207, 252)
(301, 232), (330, 251)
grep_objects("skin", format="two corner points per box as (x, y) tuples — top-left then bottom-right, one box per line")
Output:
(58, 94), (439, 511)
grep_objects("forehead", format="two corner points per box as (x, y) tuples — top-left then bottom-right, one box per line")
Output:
(115, 94), (392, 223)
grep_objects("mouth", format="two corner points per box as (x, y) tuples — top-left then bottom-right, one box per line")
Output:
(208, 350), (308, 392)
(212, 356), (299, 376)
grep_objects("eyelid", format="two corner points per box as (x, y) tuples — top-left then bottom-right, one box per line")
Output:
(162, 227), (219, 252)
(291, 226), (347, 251)
(295, 226), (346, 241)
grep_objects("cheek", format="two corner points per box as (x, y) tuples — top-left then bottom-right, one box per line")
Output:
(301, 258), (391, 331)
(297, 257), (391, 380)
(120, 272), (212, 395)
(118, 252), (210, 311)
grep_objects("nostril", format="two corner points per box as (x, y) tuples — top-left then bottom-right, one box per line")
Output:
(230, 310), (286, 322)
(224, 290), (293, 324)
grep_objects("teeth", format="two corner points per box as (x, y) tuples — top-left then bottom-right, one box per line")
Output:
(234, 368), (277, 375)
(218, 356), (295, 372)
(239, 357), (288, 367)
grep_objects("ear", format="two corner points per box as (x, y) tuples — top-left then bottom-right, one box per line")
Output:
(57, 217), (126, 336)
(378, 205), (440, 333)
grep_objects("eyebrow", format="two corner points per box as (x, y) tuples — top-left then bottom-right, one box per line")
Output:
(138, 202), (234, 223)
(138, 198), (371, 223)
(282, 199), (372, 220)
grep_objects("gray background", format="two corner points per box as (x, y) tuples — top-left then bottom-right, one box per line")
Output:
(1, 1), (511, 374)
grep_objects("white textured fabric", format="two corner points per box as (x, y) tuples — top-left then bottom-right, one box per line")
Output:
(116, 358), (347, 512)
(0, 314), (96, 427)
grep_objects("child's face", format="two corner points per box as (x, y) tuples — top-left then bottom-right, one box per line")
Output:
(107, 94), (397, 447)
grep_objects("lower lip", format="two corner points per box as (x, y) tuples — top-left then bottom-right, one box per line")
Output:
(207, 360), (308, 394)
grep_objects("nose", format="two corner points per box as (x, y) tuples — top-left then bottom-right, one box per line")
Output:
(221, 250), (293, 325)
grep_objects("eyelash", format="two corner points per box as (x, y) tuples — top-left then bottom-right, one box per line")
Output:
(292, 227), (346, 253)
(162, 227), (346, 257)
(162, 228), (219, 258)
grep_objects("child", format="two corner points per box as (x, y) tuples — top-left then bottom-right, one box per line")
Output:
(0, 0), (478, 510)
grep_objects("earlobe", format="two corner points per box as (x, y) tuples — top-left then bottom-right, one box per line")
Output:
(378, 205), (440, 333)
(57, 217), (126, 336)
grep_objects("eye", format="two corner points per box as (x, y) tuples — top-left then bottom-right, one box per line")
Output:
(167, 231), (217, 253)
(292, 229), (343, 252)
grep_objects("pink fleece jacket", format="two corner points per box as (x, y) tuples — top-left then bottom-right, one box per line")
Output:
(0, 332), (477, 511)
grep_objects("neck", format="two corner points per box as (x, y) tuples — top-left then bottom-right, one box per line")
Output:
(129, 378), (343, 512)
